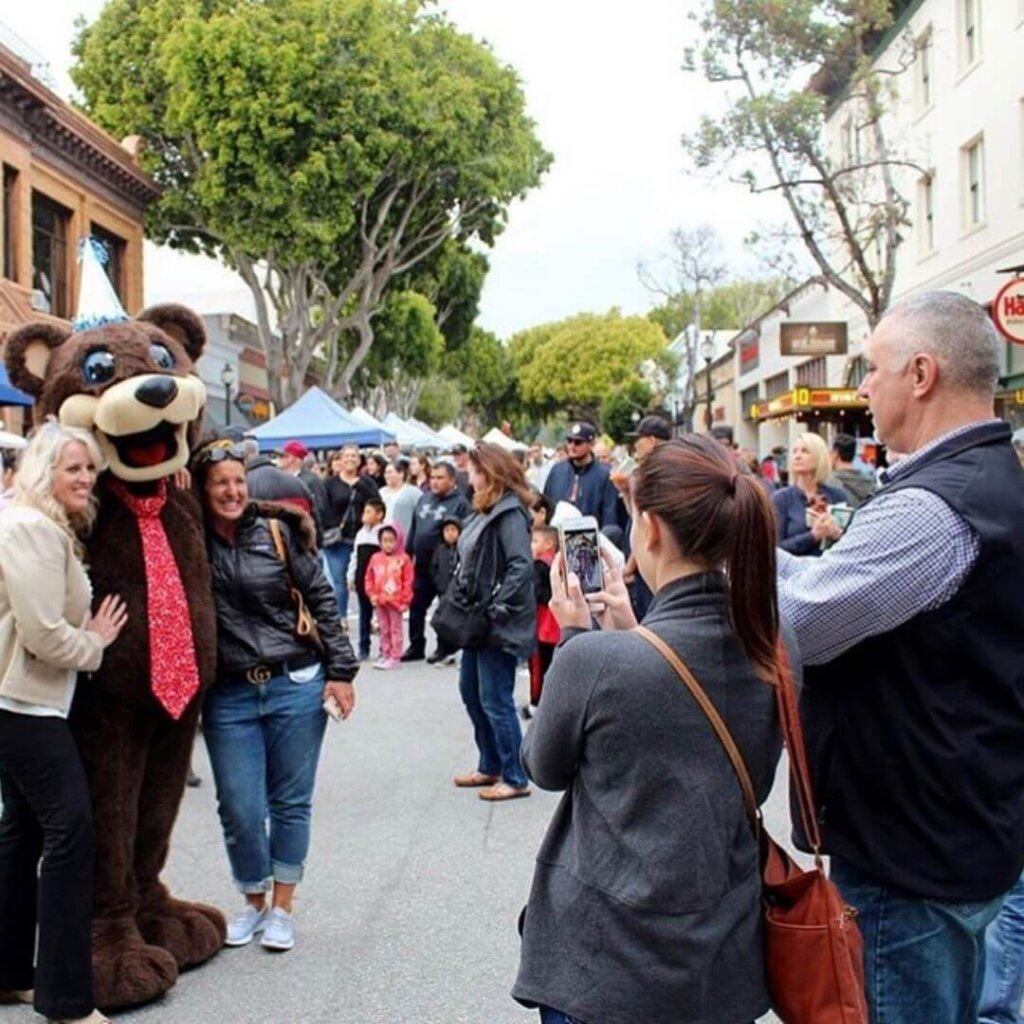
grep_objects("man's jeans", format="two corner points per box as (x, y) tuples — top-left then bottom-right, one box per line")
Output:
(980, 870), (1024, 1023)
(323, 541), (353, 618)
(539, 1007), (585, 1024)
(203, 668), (327, 892)
(830, 857), (1005, 1024)
(458, 647), (528, 787)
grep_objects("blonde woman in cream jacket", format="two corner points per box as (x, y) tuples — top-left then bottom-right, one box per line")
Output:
(0, 420), (127, 1024)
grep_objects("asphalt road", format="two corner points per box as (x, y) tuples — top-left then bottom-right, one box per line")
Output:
(101, 652), (791, 1024)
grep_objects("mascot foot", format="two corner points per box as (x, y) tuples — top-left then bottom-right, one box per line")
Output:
(137, 897), (226, 970)
(92, 917), (178, 1011)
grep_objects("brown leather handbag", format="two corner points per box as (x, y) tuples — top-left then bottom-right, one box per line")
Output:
(634, 626), (868, 1024)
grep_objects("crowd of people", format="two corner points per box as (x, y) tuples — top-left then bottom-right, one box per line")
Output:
(0, 288), (1022, 1024)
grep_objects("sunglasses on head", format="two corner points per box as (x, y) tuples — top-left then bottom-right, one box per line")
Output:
(197, 440), (246, 464)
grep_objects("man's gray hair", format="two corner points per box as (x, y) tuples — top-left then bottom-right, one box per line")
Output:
(242, 438), (260, 464)
(880, 291), (1001, 394)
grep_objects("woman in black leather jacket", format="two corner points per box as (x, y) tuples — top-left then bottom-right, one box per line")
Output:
(451, 442), (536, 802)
(193, 441), (358, 954)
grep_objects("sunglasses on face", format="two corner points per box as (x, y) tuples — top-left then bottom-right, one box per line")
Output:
(566, 438), (589, 446)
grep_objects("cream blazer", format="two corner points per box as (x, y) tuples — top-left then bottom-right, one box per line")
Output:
(0, 505), (104, 710)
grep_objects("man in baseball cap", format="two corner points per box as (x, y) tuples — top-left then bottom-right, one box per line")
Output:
(276, 439), (328, 541)
(542, 421), (618, 527)
(630, 415), (672, 461)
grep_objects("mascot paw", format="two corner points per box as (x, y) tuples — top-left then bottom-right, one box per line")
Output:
(137, 897), (226, 970)
(92, 918), (178, 1010)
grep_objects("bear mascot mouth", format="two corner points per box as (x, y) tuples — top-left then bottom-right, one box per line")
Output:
(102, 420), (185, 471)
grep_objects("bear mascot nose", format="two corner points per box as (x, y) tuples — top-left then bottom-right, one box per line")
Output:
(135, 376), (179, 409)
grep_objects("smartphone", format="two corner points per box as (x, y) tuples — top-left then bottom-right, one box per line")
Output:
(558, 516), (604, 596)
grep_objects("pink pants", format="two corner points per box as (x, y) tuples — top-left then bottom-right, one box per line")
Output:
(377, 605), (405, 661)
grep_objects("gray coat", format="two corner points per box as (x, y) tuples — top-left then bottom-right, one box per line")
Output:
(513, 573), (788, 1024)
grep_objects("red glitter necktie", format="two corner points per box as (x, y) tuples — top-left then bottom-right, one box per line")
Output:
(107, 479), (200, 720)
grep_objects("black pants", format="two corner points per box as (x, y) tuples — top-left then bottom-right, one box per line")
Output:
(0, 710), (94, 1019)
(407, 563), (437, 656)
(356, 588), (374, 660)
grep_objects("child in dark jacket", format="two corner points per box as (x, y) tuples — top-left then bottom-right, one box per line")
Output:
(364, 523), (413, 669)
(347, 497), (386, 660)
(524, 525), (560, 718)
(427, 515), (462, 666)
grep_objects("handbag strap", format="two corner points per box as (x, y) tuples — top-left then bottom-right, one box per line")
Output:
(633, 625), (824, 860)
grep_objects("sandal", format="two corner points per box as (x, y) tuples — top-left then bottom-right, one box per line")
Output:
(479, 782), (531, 801)
(453, 770), (501, 788)
(0, 989), (33, 1005)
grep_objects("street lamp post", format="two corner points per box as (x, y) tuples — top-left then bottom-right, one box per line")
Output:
(220, 362), (237, 427)
(699, 334), (715, 432)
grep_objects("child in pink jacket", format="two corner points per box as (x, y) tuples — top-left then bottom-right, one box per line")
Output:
(364, 523), (413, 669)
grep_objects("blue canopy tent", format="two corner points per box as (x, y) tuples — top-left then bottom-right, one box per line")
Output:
(0, 365), (34, 407)
(248, 387), (395, 451)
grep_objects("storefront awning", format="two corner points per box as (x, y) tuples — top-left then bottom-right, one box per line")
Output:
(750, 387), (868, 422)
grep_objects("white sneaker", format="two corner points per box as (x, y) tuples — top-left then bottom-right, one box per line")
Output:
(260, 907), (295, 951)
(225, 905), (268, 946)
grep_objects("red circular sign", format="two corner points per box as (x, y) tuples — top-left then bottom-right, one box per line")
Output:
(992, 278), (1024, 344)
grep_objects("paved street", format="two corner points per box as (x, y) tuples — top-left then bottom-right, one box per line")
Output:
(113, 647), (790, 1024)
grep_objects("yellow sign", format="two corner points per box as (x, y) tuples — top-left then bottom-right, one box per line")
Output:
(1015, 389), (1024, 405)
(751, 387), (869, 420)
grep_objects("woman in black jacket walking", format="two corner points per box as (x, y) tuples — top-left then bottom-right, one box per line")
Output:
(451, 443), (536, 802)
(193, 441), (358, 954)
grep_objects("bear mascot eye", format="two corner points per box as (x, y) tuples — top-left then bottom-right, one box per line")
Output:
(149, 342), (176, 370)
(83, 349), (117, 385)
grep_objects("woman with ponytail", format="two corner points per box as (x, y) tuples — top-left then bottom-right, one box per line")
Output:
(513, 435), (793, 1024)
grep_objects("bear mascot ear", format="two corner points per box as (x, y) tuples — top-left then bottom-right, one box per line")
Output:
(137, 304), (207, 363)
(4, 322), (73, 398)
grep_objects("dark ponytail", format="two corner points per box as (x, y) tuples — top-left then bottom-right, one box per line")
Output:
(631, 436), (778, 679)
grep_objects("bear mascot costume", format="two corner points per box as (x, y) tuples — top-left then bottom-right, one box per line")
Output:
(4, 258), (225, 1010)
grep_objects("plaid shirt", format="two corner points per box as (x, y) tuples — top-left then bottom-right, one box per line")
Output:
(777, 422), (995, 666)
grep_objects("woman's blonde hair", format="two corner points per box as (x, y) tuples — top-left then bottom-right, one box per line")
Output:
(795, 431), (832, 485)
(14, 418), (105, 548)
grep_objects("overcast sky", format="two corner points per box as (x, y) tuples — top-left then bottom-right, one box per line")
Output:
(2, 1), (785, 337)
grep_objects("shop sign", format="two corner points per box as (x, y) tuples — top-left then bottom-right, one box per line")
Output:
(992, 278), (1024, 344)
(738, 330), (760, 371)
(236, 393), (273, 423)
(751, 387), (868, 420)
(1015, 389), (1024, 405)
(780, 322), (849, 357)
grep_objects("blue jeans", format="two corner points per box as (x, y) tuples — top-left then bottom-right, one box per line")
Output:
(540, 1008), (585, 1024)
(323, 541), (353, 618)
(830, 857), (1005, 1024)
(203, 667), (327, 892)
(980, 870), (1024, 1024)
(458, 647), (527, 787)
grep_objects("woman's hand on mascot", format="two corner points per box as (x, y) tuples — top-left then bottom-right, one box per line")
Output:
(172, 467), (192, 490)
(87, 594), (129, 647)
(324, 680), (355, 720)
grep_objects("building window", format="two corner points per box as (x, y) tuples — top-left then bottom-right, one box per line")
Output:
(961, 136), (986, 229)
(765, 371), (789, 400)
(796, 356), (827, 388)
(960, 0), (981, 69)
(2, 166), (16, 283)
(915, 28), (933, 112)
(32, 192), (72, 318)
(741, 385), (760, 421)
(918, 172), (936, 255)
(846, 356), (868, 389)
(90, 224), (127, 303)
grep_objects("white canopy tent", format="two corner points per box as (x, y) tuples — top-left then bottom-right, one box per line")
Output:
(381, 413), (446, 450)
(482, 426), (527, 452)
(407, 417), (451, 450)
(438, 423), (477, 448)
(349, 406), (389, 433)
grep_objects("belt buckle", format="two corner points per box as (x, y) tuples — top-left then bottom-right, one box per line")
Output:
(246, 665), (272, 685)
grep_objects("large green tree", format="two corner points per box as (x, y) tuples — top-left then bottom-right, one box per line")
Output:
(73, 0), (550, 407)
(449, 327), (518, 426)
(647, 277), (794, 341)
(685, 0), (924, 326)
(510, 311), (667, 423)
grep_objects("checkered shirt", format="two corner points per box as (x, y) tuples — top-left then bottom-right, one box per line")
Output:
(776, 423), (995, 666)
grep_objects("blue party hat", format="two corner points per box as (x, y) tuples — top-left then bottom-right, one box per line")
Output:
(72, 237), (130, 332)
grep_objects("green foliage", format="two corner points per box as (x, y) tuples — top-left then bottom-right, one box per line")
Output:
(684, 0), (911, 323)
(414, 375), (463, 428)
(448, 326), (517, 425)
(72, 0), (551, 401)
(509, 311), (666, 421)
(601, 379), (654, 444)
(350, 290), (444, 390)
(647, 277), (793, 337)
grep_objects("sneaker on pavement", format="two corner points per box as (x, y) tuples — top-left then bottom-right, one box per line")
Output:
(260, 908), (295, 952)
(225, 905), (267, 946)
(372, 658), (389, 670)
(426, 651), (444, 664)
(400, 649), (425, 663)
(385, 658), (401, 669)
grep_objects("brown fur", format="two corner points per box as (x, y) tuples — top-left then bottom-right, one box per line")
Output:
(5, 310), (225, 1010)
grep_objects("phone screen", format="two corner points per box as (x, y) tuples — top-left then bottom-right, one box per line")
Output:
(562, 528), (603, 595)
